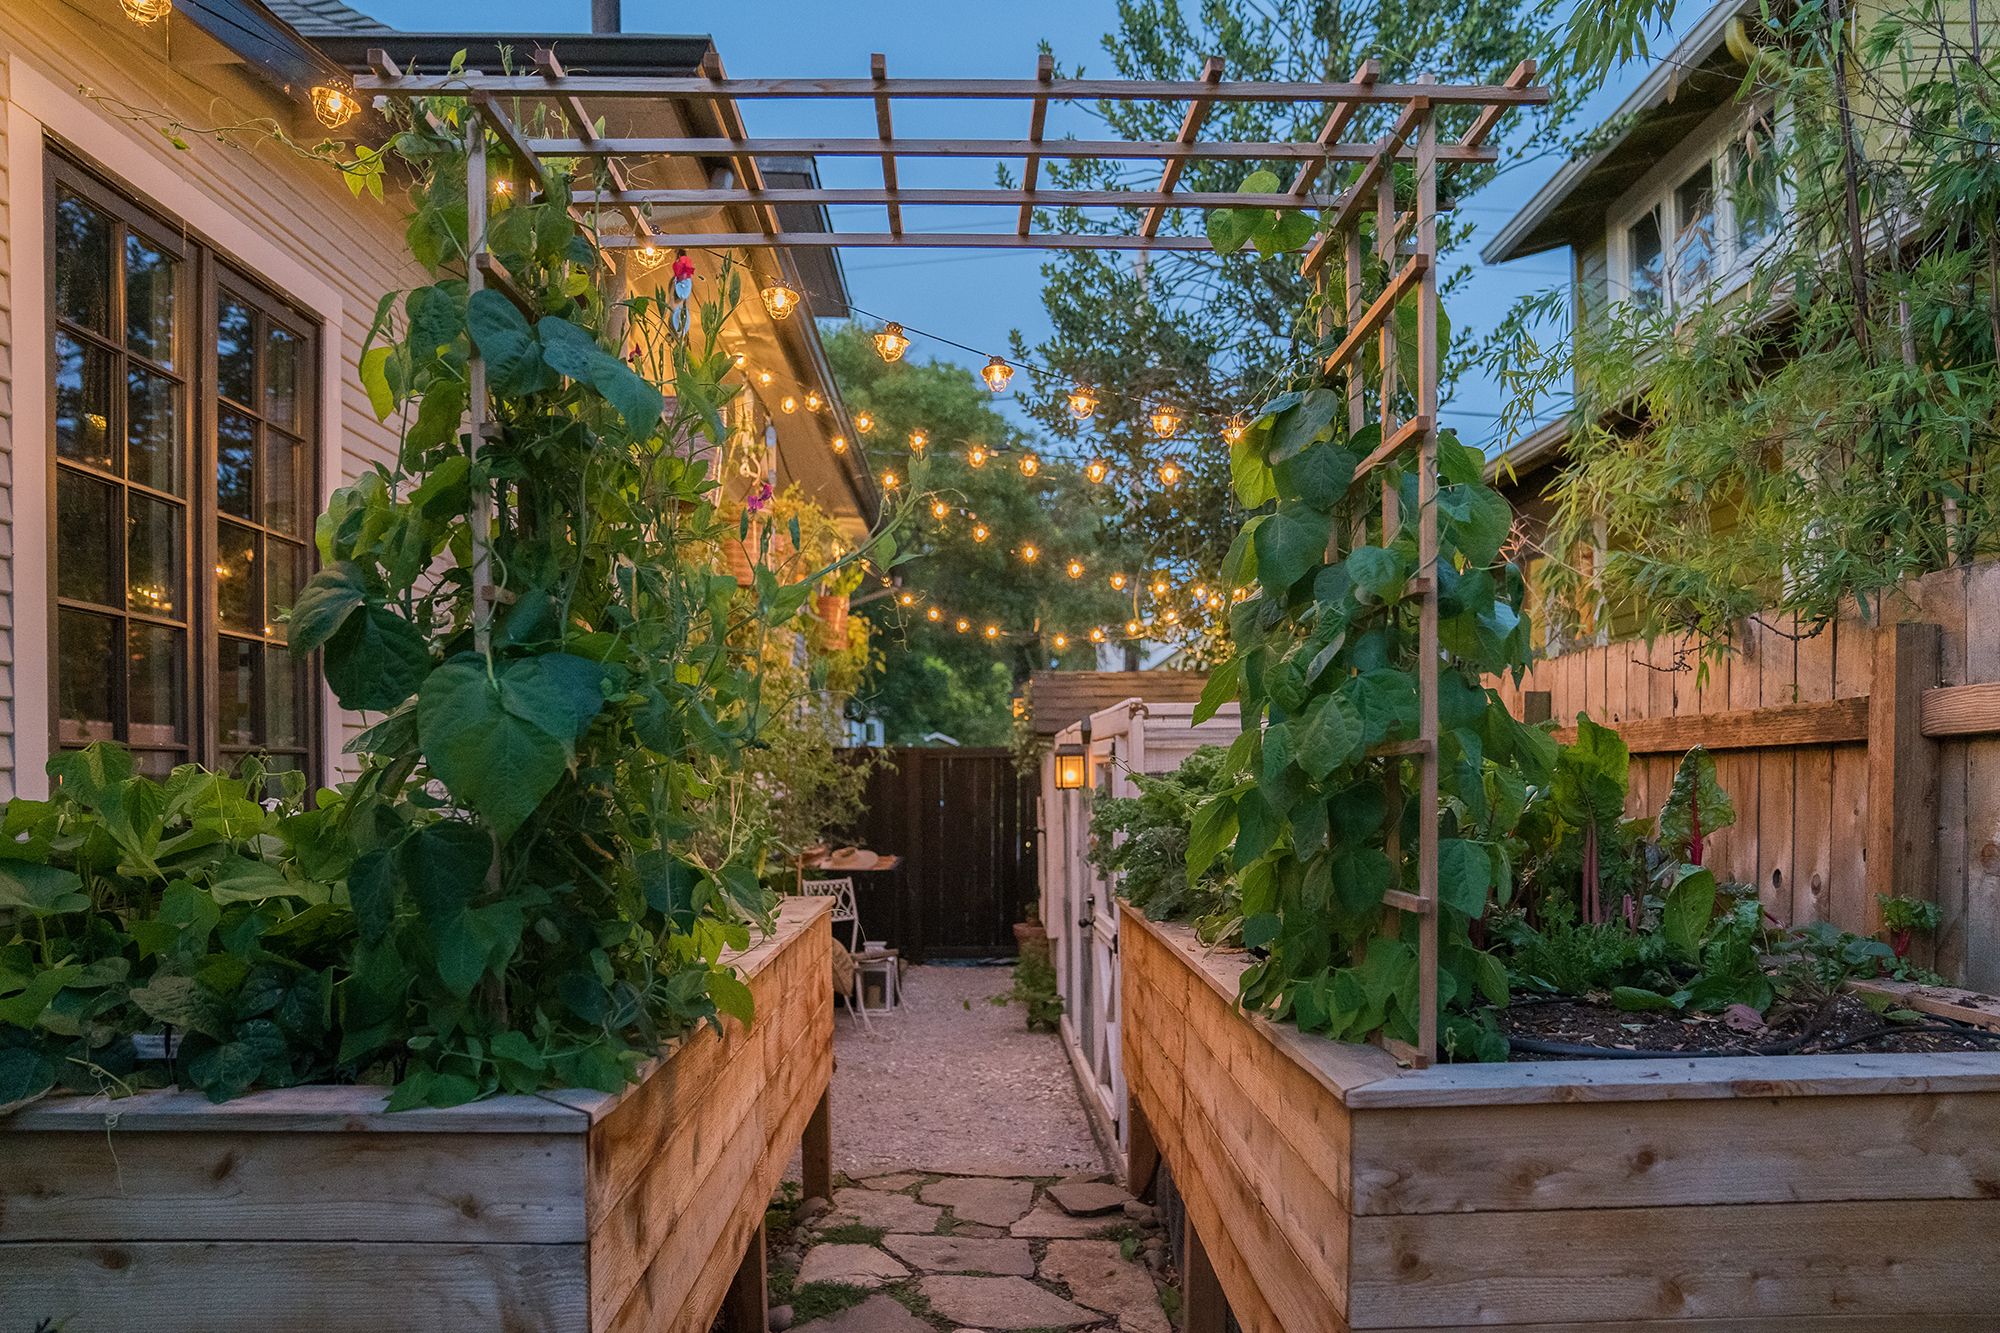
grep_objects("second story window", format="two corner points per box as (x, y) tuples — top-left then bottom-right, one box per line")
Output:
(1616, 107), (1783, 312)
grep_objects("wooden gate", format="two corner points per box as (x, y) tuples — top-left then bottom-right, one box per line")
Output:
(830, 747), (1037, 962)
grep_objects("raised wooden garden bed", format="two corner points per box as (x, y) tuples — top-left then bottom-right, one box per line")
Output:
(0, 895), (835, 1333)
(1121, 903), (2000, 1332)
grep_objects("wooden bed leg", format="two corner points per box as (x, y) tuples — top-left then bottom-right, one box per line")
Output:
(1126, 1099), (1160, 1198)
(802, 1087), (833, 1202)
(722, 1219), (769, 1333)
(1183, 1217), (1227, 1333)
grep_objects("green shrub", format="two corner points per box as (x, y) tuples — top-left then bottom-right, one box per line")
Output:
(1088, 745), (1238, 930)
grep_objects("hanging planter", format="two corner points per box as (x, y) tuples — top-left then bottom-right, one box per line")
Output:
(813, 592), (850, 649)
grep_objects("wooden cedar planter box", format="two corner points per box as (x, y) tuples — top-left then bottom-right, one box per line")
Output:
(1120, 903), (2000, 1332)
(0, 896), (834, 1333)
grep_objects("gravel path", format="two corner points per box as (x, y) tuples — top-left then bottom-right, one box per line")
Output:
(827, 964), (1110, 1178)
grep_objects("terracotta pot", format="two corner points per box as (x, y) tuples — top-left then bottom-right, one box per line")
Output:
(815, 592), (850, 646)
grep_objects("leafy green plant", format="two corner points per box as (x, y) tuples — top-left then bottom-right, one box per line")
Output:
(1089, 746), (1240, 933)
(1877, 894), (1942, 959)
(1495, 907), (1655, 997)
(1010, 948), (1064, 1033)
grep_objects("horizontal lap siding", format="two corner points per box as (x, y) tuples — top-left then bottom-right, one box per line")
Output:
(0, 52), (16, 797)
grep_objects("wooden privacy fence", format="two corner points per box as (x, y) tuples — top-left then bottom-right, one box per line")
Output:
(832, 747), (1037, 961)
(1492, 560), (2000, 988)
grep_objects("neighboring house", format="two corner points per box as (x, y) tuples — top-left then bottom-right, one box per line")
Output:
(0, 0), (870, 800)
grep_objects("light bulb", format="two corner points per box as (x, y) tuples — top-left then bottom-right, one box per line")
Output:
(731, 349), (747, 370)
(805, 390), (824, 412)
(781, 394), (798, 414)
(1208, 594), (1223, 608)
(908, 429), (928, 453)
(1192, 584), (1208, 601)
(899, 591), (917, 606)
(1109, 572), (1128, 591)
(973, 523), (991, 543)
(881, 470), (900, 490)
(967, 445), (988, 468)
(956, 617), (971, 633)
(1018, 452), (1040, 477)
(1054, 634), (1069, 649)
(855, 411), (875, 433)
(1085, 459), (1108, 484)
(1232, 586), (1249, 601)
(831, 435), (848, 453)
(1090, 627), (1106, 643)
(1066, 559), (1085, 580)
(634, 244), (669, 273)
(874, 322), (911, 362)
(1164, 609), (1180, 624)
(311, 85), (359, 129)
(1126, 619), (1144, 638)
(493, 178), (514, 197)
(1020, 544), (1040, 563)
(1222, 415), (1247, 445)
(122, 0), (173, 21)
(984, 624), (1001, 640)
(1067, 384), (1099, 419)
(931, 499), (951, 520)
(1157, 460), (1183, 487)
(760, 283), (801, 320)
(1151, 577), (1170, 598)
(927, 606), (943, 622)
(757, 371), (774, 388)
(981, 356), (1014, 392)
(1149, 403), (1182, 438)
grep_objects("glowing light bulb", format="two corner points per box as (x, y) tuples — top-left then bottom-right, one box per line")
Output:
(1066, 559), (1085, 580)
(122, 0), (173, 22)
(1090, 627), (1107, 643)
(1126, 619), (1144, 638)
(984, 624), (1001, 640)
(855, 411), (875, 433)
(1232, 586), (1249, 601)
(1157, 460), (1183, 487)
(908, 429), (928, 453)
(493, 178), (514, 197)
(634, 244), (669, 273)
(899, 591), (917, 607)
(881, 470), (900, 490)
(1192, 584), (1208, 601)
(780, 394), (799, 414)
(967, 445), (988, 468)
(1067, 384), (1099, 419)
(1151, 576), (1170, 598)
(805, 390), (824, 412)
(1208, 594), (1223, 608)
(757, 370), (775, 388)
(1020, 544), (1040, 563)
(1149, 403), (1182, 438)
(311, 85), (359, 129)
(981, 356), (1014, 392)
(1018, 452), (1040, 477)
(1054, 634), (1069, 649)
(831, 435), (848, 453)
(874, 322), (911, 362)
(931, 499), (951, 520)
(1109, 572), (1128, 591)
(927, 606), (943, 622)
(760, 283), (801, 320)
(1163, 609), (1180, 624)
(1222, 414), (1248, 445)
(731, 349), (747, 370)
(973, 523), (991, 544)
(1085, 459), (1108, 484)
(956, 617), (971, 633)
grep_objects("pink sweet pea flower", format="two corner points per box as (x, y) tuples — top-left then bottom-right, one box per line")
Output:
(747, 481), (774, 512)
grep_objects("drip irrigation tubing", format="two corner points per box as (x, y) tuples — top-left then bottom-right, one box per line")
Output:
(1504, 1021), (2000, 1061)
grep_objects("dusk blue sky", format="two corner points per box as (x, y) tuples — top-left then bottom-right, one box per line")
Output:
(352, 0), (1691, 452)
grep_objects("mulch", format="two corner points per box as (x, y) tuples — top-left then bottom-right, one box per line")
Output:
(1497, 992), (2000, 1060)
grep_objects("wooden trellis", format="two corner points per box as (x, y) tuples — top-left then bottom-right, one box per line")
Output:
(356, 55), (1546, 1067)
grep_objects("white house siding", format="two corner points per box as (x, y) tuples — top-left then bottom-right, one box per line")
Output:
(1, 1), (422, 794)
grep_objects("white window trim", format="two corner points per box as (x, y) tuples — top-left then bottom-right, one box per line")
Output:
(1606, 99), (1788, 312)
(5, 57), (348, 797)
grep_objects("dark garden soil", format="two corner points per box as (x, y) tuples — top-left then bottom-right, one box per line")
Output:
(1498, 992), (2000, 1060)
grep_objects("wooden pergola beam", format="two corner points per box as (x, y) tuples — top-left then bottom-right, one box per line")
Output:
(1320, 252), (1429, 371)
(1140, 55), (1224, 239)
(598, 232), (1227, 251)
(534, 48), (656, 246)
(701, 51), (779, 241)
(1288, 57), (1379, 199)
(522, 136), (1499, 164)
(1300, 97), (1428, 277)
(1017, 54), (1055, 237)
(871, 53), (903, 237)
(1460, 59), (1537, 149)
(576, 187), (1346, 209)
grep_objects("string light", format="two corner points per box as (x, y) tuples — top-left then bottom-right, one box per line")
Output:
(855, 411), (875, 433)
(931, 499), (951, 521)
(1018, 452), (1040, 477)
(1231, 586), (1250, 601)
(1192, 584), (1208, 601)
(1109, 572), (1128, 591)
(781, 394), (799, 414)
(1126, 619), (1144, 638)
(1157, 459), (1183, 487)
(760, 283), (802, 320)
(899, 591), (918, 607)
(831, 435), (848, 453)
(984, 624), (1001, 640)
(1090, 627), (1107, 643)
(805, 390), (824, 412)
(881, 470), (900, 490)
(1163, 609), (1180, 625)
(1151, 576), (1170, 598)
(981, 356), (1015, 392)
(927, 606), (943, 622)
(1149, 403), (1182, 439)
(1222, 415), (1248, 445)
(972, 523), (991, 543)
(874, 322), (911, 362)
(967, 444), (988, 468)
(1020, 544), (1040, 563)
(1085, 459), (1108, 484)
(1067, 384), (1099, 419)
(122, 0), (173, 21)
(956, 617), (972, 633)
(908, 429), (929, 453)
(1066, 559), (1085, 579)
(493, 178), (514, 197)
(757, 370), (775, 388)
(633, 244), (670, 274)
(311, 85), (360, 129)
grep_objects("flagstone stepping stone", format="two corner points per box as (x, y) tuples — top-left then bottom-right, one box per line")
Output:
(920, 1175), (1036, 1227)
(1040, 1239), (1170, 1333)
(882, 1233), (1036, 1277)
(793, 1294), (934, 1333)
(827, 1186), (943, 1233)
(1011, 1201), (1124, 1238)
(863, 1171), (927, 1191)
(796, 1242), (911, 1290)
(919, 1276), (1098, 1329)
(1046, 1179), (1133, 1217)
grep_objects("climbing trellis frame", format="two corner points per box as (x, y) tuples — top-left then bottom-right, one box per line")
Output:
(357, 53), (1544, 1065)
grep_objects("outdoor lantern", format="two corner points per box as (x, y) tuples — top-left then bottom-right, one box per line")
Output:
(1067, 384), (1099, 419)
(932, 499), (951, 521)
(855, 411), (875, 433)
(123, 0), (173, 21)
(874, 322), (911, 362)
(493, 178), (514, 197)
(1085, 458), (1109, 484)
(927, 606), (943, 622)
(1089, 627), (1106, 643)
(781, 394), (799, 414)
(1020, 544), (1040, 563)
(633, 244), (670, 274)
(982, 356), (1015, 392)
(1066, 558), (1085, 580)
(1109, 572), (1128, 591)
(1151, 576), (1170, 598)
(899, 591), (917, 607)
(1157, 459), (1183, 487)
(311, 85), (360, 129)
(1053, 633), (1070, 650)
(1222, 415), (1247, 444)
(831, 435), (848, 453)
(956, 618), (971, 633)
(1125, 618), (1144, 638)
(984, 624), (1001, 640)
(757, 370), (775, 388)
(968, 444), (989, 467)
(1018, 452), (1040, 477)
(908, 428), (929, 453)
(1054, 745), (1087, 790)
(731, 349), (748, 369)
(881, 470), (900, 490)
(760, 283), (802, 320)
(805, 390), (824, 412)
(973, 523), (991, 543)
(1149, 402), (1182, 438)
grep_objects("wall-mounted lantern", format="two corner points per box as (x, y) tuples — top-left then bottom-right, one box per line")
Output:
(1053, 744), (1087, 791)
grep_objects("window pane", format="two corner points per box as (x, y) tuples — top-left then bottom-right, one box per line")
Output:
(130, 750), (180, 779)
(127, 492), (183, 618)
(1731, 113), (1781, 250)
(264, 541), (301, 641)
(53, 192), (111, 334)
(266, 647), (302, 749)
(55, 334), (118, 471)
(265, 327), (300, 429)
(217, 521), (260, 633)
(57, 609), (117, 743)
(1674, 162), (1717, 299)
(217, 298), (255, 405)
(128, 622), (186, 747)
(57, 470), (118, 605)
(127, 366), (181, 495)
(265, 435), (302, 535)
(218, 637), (258, 747)
(1627, 208), (1665, 309)
(125, 233), (178, 368)
(217, 409), (257, 518)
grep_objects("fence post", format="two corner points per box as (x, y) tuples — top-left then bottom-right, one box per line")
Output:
(721, 1220), (769, 1333)
(1183, 1216), (1228, 1333)
(1867, 621), (1941, 959)
(802, 1088), (833, 1202)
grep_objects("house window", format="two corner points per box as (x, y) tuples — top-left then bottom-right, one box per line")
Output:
(1616, 107), (1784, 311)
(47, 151), (320, 782)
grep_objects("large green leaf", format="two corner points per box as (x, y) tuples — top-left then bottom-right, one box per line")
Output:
(1438, 839), (1493, 918)
(1252, 507), (1330, 597)
(1193, 657), (1241, 726)
(1275, 444), (1358, 510)
(1661, 866), (1719, 961)
(1185, 793), (1240, 883)
(325, 605), (433, 713)
(538, 316), (663, 439)
(499, 653), (609, 747)
(401, 820), (492, 921)
(1658, 747), (1736, 865)
(418, 655), (571, 839)
(287, 561), (369, 654)
(0, 862), (88, 916)
(465, 288), (555, 396)
(1295, 693), (1363, 779)
(1270, 389), (1342, 462)
(1230, 430), (1276, 508)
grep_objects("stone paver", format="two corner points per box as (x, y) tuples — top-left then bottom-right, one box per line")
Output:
(1046, 1179), (1133, 1217)
(1011, 1201), (1126, 1239)
(862, 1171), (927, 1191)
(1040, 1239), (1171, 1333)
(881, 1233), (1036, 1277)
(793, 1294), (933, 1333)
(920, 1175), (1036, 1227)
(795, 1242), (911, 1290)
(919, 1275), (1099, 1329)
(826, 1186), (943, 1233)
